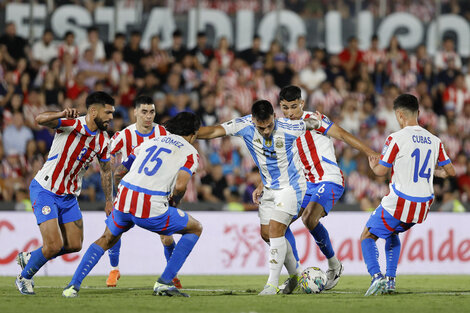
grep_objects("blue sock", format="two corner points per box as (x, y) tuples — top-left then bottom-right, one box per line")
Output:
(285, 227), (300, 262)
(361, 238), (381, 276)
(163, 241), (176, 263)
(310, 223), (334, 259)
(49, 247), (67, 259)
(385, 235), (401, 277)
(160, 233), (199, 284)
(69, 243), (105, 289)
(21, 247), (48, 279)
(108, 239), (121, 267)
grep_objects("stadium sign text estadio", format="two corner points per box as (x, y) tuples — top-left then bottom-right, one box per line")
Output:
(5, 3), (470, 56)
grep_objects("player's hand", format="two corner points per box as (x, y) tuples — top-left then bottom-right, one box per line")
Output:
(62, 108), (79, 119)
(252, 184), (264, 205)
(434, 168), (449, 179)
(313, 111), (323, 120)
(104, 201), (113, 216)
(368, 155), (379, 169)
(168, 195), (177, 207)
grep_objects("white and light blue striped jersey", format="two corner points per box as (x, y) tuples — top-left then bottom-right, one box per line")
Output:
(222, 115), (307, 191)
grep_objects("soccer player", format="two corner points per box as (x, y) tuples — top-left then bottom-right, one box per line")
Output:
(62, 112), (202, 298)
(361, 94), (455, 296)
(197, 99), (322, 295)
(107, 95), (181, 289)
(15, 91), (115, 295)
(260, 85), (378, 291)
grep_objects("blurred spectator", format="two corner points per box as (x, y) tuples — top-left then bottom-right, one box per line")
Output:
(214, 36), (234, 70)
(299, 57), (326, 94)
(385, 35), (407, 75)
(308, 80), (342, 115)
(270, 53), (294, 88)
(31, 28), (57, 68)
(169, 29), (187, 64)
(390, 60), (417, 92)
(238, 35), (264, 66)
(3, 112), (33, 155)
(190, 31), (214, 68)
(123, 30), (145, 69)
(362, 34), (386, 73)
(77, 48), (108, 89)
(58, 31), (79, 64)
(442, 73), (469, 114)
(458, 160), (470, 203)
(410, 44), (431, 75)
(288, 35), (311, 73)
(325, 54), (346, 84)
(200, 164), (229, 202)
(79, 26), (106, 62)
(339, 36), (364, 79)
(0, 22), (28, 67)
(105, 32), (126, 59)
(14, 187), (32, 211)
(435, 37), (462, 71)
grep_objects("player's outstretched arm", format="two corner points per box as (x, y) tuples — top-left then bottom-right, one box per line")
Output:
(312, 111), (377, 157)
(368, 155), (389, 176)
(196, 125), (227, 139)
(35, 108), (79, 128)
(170, 169), (192, 206)
(435, 163), (456, 178)
(99, 160), (114, 215)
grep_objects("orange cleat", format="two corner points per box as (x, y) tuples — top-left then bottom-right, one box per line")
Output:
(106, 269), (121, 287)
(172, 277), (183, 289)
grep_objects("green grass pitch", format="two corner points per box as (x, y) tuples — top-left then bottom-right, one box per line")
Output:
(1, 275), (469, 313)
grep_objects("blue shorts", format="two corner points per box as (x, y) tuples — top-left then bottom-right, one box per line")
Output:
(30, 179), (82, 225)
(366, 205), (415, 239)
(106, 207), (189, 237)
(301, 182), (344, 215)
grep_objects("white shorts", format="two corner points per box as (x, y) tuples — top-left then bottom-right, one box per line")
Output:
(258, 185), (306, 225)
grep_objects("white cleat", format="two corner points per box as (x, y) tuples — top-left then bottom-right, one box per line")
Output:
(62, 285), (79, 298)
(325, 263), (344, 290)
(258, 284), (279, 296)
(279, 275), (300, 294)
(16, 252), (34, 287)
(364, 273), (386, 296)
(15, 275), (35, 295)
(153, 280), (189, 297)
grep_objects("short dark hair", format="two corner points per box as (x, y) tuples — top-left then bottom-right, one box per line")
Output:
(164, 112), (201, 136)
(86, 91), (115, 109)
(251, 100), (274, 121)
(279, 85), (301, 102)
(173, 29), (183, 37)
(197, 31), (206, 38)
(115, 32), (126, 39)
(393, 94), (419, 113)
(87, 26), (98, 33)
(134, 95), (154, 108)
(64, 31), (74, 38)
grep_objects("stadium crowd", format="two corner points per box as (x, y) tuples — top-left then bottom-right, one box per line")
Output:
(0, 3), (469, 213)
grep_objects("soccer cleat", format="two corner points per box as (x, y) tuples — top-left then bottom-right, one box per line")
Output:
(16, 252), (34, 287)
(383, 276), (396, 294)
(153, 280), (189, 297)
(258, 284), (279, 296)
(364, 273), (386, 296)
(62, 284), (79, 298)
(279, 275), (299, 294)
(172, 276), (183, 289)
(106, 269), (121, 287)
(324, 262), (344, 290)
(15, 275), (35, 295)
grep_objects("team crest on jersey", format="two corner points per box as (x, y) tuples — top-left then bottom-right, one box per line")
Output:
(177, 209), (185, 217)
(275, 140), (284, 149)
(264, 139), (273, 147)
(42, 206), (51, 215)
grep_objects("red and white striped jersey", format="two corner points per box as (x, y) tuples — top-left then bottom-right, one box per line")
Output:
(379, 125), (451, 223)
(34, 116), (111, 196)
(114, 134), (199, 218)
(110, 123), (167, 160)
(288, 48), (311, 73)
(295, 111), (344, 186)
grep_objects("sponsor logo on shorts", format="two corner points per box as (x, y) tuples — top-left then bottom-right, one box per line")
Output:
(42, 206), (51, 215)
(177, 209), (185, 217)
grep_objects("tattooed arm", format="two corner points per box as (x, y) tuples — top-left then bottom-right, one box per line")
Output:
(99, 159), (114, 215)
(114, 164), (129, 188)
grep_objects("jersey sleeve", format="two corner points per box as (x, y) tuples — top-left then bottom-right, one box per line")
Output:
(180, 153), (199, 176)
(55, 118), (80, 132)
(316, 114), (334, 135)
(379, 135), (399, 167)
(221, 116), (252, 136)
(98, 134), (111, 162)
(121, 144), (142, 170)
(110, 131), (124, 156)
(437, 141), (451, 166)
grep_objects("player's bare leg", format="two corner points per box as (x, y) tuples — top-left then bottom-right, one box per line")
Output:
(154, 215), (202, 297)
(160, 235), (182, 289)
(16, 218), (68, 295)
(302, 202), (343, 290)
(361, 227), (386, 296)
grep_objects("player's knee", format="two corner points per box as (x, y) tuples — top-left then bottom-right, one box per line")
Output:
(160, 235), (174, 245)
(67, 241), (82, 253)
(360, 227), (376, 241)
(43, 241), (63, 258)
(188, 220), (203, 237)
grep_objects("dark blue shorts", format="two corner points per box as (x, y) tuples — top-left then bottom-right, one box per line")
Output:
(301, 182), (344, 214)
(366, 205), (415, 239)
(30, 179), (82, 225)
(106, 207), (189, 237)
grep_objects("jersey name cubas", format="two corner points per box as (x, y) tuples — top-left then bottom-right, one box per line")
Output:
(379, 125), (451, 223)
(114, 134), (199, 218)
(35, 116), (110, 196)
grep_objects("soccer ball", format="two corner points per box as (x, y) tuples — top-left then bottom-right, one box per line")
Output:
(299, 267), (327, 294)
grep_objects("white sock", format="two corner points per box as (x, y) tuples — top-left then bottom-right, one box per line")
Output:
(327, 256), (340, 269)
(284, 238), (301, 276)
(111, 266), (119, 271)
(267, 236), (287, 286)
